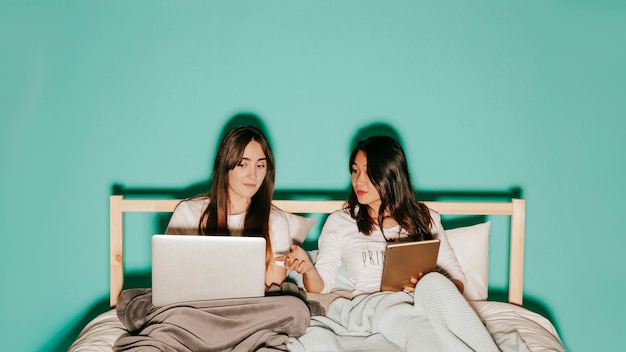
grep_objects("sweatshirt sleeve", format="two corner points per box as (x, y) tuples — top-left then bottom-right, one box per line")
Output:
(430, 210), (467, 287)
(269, 208), (291, 256)
(313, 211), (346, 294)
(164, 199), (205, 235)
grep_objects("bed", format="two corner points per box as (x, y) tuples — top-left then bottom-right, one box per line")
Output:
(69, 195), (566, 351)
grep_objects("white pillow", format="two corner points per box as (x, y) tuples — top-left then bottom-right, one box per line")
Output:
(284, 212), (316, 244)
(446, 221), (491, 301)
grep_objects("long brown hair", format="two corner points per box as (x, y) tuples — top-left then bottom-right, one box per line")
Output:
(199, 126), (275, 266)
(347, 136), (433, 241)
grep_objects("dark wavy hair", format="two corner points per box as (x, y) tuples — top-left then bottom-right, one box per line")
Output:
(347, 135), (433, 241)
(199, 126), (275, 265)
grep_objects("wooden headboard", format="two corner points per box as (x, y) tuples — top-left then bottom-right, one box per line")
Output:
(109, 195), (526, 307)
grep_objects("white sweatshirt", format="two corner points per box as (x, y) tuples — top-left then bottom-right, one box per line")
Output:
(314, 209), (466, 295)
(164, 198), (292, 256)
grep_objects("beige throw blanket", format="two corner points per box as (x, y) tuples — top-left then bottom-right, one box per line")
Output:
(113, 283), (313, 352)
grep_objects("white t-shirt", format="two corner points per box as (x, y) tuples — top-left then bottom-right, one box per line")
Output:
(314, 208), (467, 295)
(164, 198), (292, 256)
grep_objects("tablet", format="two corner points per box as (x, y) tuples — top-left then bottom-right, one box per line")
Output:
(380, 239), (440, 292)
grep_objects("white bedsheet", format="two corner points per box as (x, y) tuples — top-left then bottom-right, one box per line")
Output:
(69, 309), (125, 352)
(471, 301), (566, 352)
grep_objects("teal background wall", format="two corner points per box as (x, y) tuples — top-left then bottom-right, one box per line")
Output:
(1, 1), (624, 351)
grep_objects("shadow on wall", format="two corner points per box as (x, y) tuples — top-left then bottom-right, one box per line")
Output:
(51, 116), (557, 351)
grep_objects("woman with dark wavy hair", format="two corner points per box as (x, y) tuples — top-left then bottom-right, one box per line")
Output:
(282, 135), (466, 294)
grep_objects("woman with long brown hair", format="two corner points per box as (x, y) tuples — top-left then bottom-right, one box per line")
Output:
(166, 125), (291, 287)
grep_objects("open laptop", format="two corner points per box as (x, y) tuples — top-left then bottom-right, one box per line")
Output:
(380, 239), (440, 292)
(151, 235), (267, 306)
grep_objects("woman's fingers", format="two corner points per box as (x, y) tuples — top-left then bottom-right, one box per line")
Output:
(276, 245), (312, 274)
(285, 256), (297, 268)
(283, 255), (304, 272)
(403, 274), (425, 292)
(286, 256), (310, 274)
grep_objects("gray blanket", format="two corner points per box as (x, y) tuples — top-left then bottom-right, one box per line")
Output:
(113, 283), (313, 352)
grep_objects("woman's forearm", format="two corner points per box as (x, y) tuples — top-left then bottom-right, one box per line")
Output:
(265, 264), (288, 288)
(302, 268), (325, 293)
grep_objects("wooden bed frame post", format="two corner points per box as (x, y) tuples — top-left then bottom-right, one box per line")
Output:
(109, 196), (184, 307)
(509, 198), (525, 306)
(110, 195), (124, 307)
